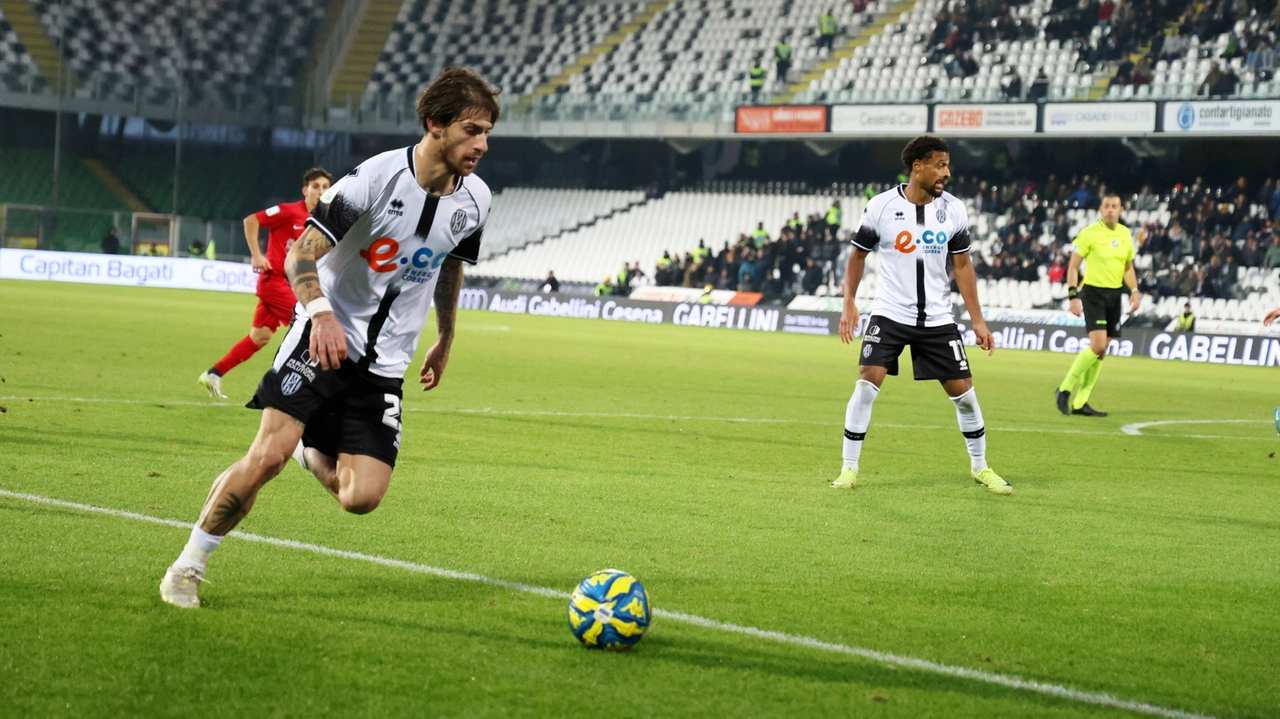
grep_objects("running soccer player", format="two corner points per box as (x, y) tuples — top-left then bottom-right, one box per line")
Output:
(161, 68), (497, 607)
(197, 168), (334, 398)
(1055, 194), (1140, 417)
(835, 135), (1010, 495)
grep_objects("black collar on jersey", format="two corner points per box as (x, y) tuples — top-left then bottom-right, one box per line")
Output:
(405, 144), (464, 195)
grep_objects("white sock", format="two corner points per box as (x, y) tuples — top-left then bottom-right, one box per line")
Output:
(950, 388), (988, 473)
(292, 440), (309, 471)
(842, 380), (879, 471)
(173, 526), (223, 572)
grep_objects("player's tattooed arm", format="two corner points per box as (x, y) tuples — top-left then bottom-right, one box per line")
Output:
(285, 227), (335, 307)
(420, 256), (463, 391)
(433, 256), (464, 340)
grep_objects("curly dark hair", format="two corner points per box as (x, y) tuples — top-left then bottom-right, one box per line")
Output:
(416, 67), (501, 132)
(900, 135), (949, 170)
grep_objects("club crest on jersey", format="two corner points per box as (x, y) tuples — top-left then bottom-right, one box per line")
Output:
(360, 237), (446, 284)
(1112, 240), (1119, 247)
(937, 209), (947, 223)
(281, 372), (304, 396)
(450, 209), (467, 234)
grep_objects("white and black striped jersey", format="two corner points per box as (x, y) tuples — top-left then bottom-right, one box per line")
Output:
(303, 146), (491, 379)
(851, 185), (971, 328)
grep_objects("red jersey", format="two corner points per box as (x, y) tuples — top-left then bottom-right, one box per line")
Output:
(253, 200), (310, 291)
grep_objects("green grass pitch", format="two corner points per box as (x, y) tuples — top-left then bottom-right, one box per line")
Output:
(1, 279), (1277, 718)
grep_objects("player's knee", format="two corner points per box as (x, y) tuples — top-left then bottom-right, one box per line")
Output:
(249, 327), (273, 347)
(339, 486), (383, 515)
(246, 446), (289, 485)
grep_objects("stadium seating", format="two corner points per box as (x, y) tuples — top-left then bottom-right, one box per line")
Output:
(25, 0), (327, 106)
(0, 146), (130, 251)
(369, 0), (648, 99)
(0, 7), (44, 92)
(474, 190), (863, 282)
(483, 187), (647, 260)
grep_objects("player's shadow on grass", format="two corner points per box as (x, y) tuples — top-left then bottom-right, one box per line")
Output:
(1015, 495), (1280, 533)
(2, 424), (240, 455)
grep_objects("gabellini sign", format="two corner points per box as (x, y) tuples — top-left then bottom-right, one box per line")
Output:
(0, 248), (257, 293)
(830, 105), (928, 136)
(1163, 100), (1280, 134)
(1043, 102), (1156, 135)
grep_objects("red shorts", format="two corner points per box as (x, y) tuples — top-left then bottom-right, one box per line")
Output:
(253, 279), (297, 331)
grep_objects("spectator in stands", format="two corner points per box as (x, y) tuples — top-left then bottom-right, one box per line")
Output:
(1029, 68), (1051, 100)
(750, 222), (770, 248)
(1213, 65), (1241, 96)
(749, 60), (766, 100)
(1265, 233), (1280, 268)
(819, 9), (838, 51)
(1198, 62), (1224, 95)
(1048, 256), (1067, 283)
(100, 227), (120, 255)
(825, 200), (842, 239)
(802, 257), (824, 294)
(775, 36), (794, 85)
(595, 276), (614, 297)
(1003, 69), (1024, 100)
(1241, 237), (1266, 267)
(1131, 57), (1153, 87)
(1067, 182), (1096, 209)
(1176, 302), (1196, 332)
(1135, 185), (1159, 212)
(1219, 254), (1240, 298)
(542, 271), (560, 294)
(1160, 31), (1189, 61)
(1255, 177), (1275, 207)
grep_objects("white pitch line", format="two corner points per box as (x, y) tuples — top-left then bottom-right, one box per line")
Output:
(3, 396), (1271, 440)
(1119, 419), (1269, 436)
(0, 488), (1217, 719)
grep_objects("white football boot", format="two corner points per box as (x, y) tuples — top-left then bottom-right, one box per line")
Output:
(160, 566), (206, 609)
(197, 371), (227, 399)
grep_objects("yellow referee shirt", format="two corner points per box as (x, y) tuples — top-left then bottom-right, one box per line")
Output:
(1074, 221), (1135, 289)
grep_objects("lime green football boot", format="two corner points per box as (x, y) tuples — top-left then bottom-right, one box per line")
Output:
(830, 467), (858, 489)
(973, 468), (1012, 495)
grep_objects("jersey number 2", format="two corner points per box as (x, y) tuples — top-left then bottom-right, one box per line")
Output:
(382, 394), (402, 431)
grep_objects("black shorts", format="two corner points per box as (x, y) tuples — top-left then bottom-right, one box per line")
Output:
(859, 315), (972, 381)
(247, 319), (403, 467)
(1080, 285), (1123, 338)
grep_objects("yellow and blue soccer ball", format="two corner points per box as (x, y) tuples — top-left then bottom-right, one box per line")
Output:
(568, 569), (651, 650)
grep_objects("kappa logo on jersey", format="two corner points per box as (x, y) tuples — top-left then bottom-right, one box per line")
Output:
(450, 209), (467, 234)
(360, 237), (448, 284)
(388, 199), (405, 217)
(894, 229), (949, 255)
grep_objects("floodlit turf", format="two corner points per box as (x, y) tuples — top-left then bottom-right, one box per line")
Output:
(1, 279), (1277, 719)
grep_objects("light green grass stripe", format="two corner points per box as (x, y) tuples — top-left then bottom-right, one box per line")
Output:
(0, 488), (1219, 719)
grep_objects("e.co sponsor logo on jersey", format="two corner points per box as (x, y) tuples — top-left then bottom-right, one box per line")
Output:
(360, 238), (450, 273)
(893, 229), (949, 254)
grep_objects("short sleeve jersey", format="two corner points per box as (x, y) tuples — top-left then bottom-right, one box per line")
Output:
(254, 200), (310, 287)
(1073, 221), (1134, 289)
(306, 146), (491, 379)
(851, 185), (971, 328)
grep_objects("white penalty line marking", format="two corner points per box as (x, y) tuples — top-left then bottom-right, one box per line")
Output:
(3, 396), (1272, 441)
(0, 488), (1216, 719)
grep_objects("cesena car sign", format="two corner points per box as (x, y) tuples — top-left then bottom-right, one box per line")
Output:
(1163, 100), (1280, 134)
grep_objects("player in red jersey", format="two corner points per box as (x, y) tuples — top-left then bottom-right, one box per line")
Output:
(198, 168), (333, 398)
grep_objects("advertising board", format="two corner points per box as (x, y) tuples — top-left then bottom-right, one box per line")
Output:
(1043, 102), (1157, 135)
(933, 104), (1038, 135)
(0, 248), (258, 293)
(1162, 100), (1280, 134)
(829, 105), (929, 135)
(735, 105), (828, 133)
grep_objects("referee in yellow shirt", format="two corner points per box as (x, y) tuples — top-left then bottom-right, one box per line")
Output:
(1056, 193), (1141, 417)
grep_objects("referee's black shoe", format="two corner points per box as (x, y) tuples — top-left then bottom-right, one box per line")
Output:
(1055, 389), (1071, 415)
(1071, 403), (1108, 417)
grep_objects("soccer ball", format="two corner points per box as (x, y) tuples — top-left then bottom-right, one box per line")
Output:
(568, 569), (651, 650)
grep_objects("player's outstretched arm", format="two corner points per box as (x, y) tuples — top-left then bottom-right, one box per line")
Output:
(243, 213), (269, 273)
(421, 256), (464, 391)
(838, 249), (868, 344)
(285, 227), (345, 370)
(952, 252), (994, 355)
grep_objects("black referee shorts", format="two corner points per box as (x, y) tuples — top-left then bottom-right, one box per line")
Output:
(859, 315), (972, 381)
(247, 319), (404, 467)
(1080, 285), (1124, 338)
